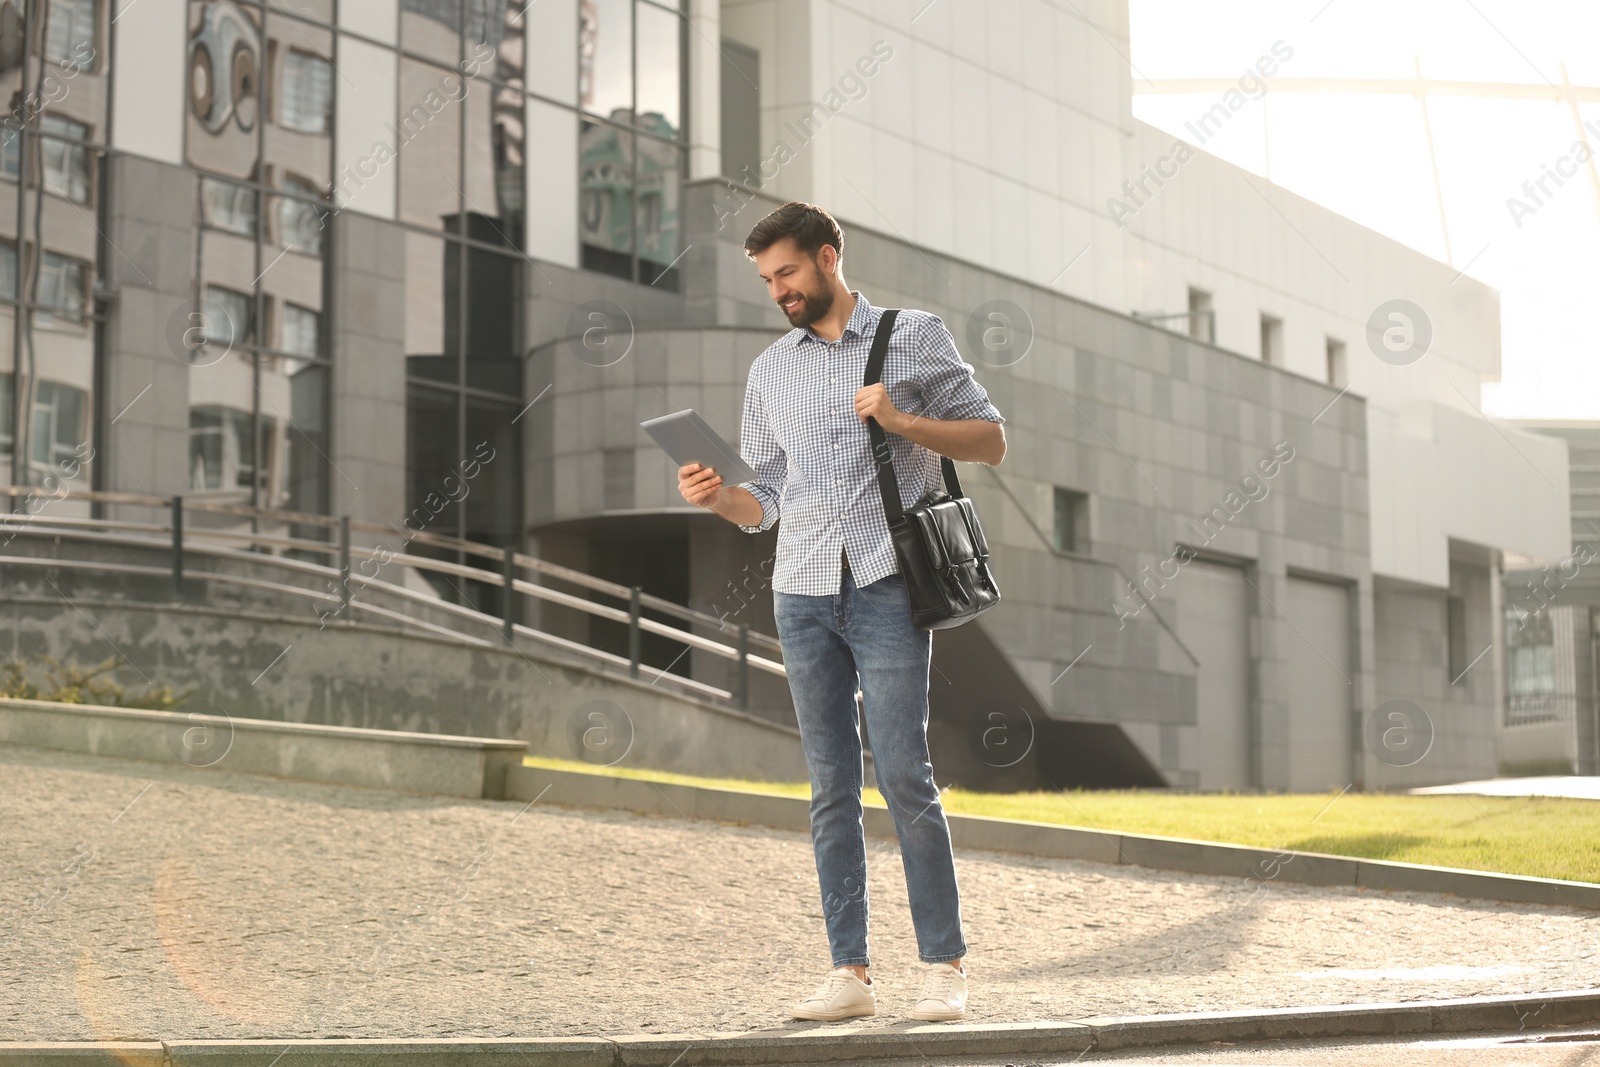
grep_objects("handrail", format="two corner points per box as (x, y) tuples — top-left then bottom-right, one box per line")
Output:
(0, 550), (744, 704)
(0, 497), (787, 708)
(4, 485), (786, 656)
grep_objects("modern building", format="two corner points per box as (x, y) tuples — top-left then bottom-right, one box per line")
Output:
(0, 0), (1571, 790)
(1501, 421), (1600, 776)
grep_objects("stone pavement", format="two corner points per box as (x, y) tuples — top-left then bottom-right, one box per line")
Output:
(2, 743), (1597, 1042)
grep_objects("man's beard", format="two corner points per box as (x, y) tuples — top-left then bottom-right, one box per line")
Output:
(781, 277), (835, 328)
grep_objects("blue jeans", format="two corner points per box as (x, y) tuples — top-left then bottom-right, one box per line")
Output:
(773, 568), (967, 967)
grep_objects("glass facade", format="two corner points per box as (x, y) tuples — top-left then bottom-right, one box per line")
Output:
(389, 0), (536, 610)
(578, 0), (685, 287)
(184, 0), (332, 516)
(0, 0), (685, 592)
(0, 0), (104, 493)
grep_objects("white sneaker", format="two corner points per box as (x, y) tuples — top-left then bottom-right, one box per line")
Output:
(790, 965), (877, 1021)
(907, 961), (967, 1020)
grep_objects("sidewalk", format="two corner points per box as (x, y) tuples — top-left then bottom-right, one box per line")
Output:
(1410, 776), (1600, 800)
(3, 742), (1597, 1043)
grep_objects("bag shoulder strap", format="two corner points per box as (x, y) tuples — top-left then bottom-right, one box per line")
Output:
(862, 310), (963, 528)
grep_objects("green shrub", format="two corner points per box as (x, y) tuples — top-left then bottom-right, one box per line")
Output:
(0, 654), (195, 710)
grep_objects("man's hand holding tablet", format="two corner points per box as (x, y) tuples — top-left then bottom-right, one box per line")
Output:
(676, 462), (761, 526)
(677, 461), (764, 526)
(677, 462), (723, 506)
(641, 408), (765, 526)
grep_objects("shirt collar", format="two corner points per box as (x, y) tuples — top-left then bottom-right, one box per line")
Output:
(798, 290), (876, 345)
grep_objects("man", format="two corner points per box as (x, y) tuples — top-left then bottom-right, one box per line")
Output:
(676, 202), (1006, 1022)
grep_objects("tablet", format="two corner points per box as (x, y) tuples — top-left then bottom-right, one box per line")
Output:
(640, 408), (763, 487)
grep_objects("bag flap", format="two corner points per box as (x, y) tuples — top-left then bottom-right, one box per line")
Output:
(927, 499), (977, 561)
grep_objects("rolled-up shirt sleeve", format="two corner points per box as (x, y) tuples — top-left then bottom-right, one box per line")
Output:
(735, 373), (784, 533)
(915, 314), (1005, 423)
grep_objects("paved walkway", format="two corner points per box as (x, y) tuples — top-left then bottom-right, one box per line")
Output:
(2, 743), (1597, 1042)
(1410, 776), (1600, 800)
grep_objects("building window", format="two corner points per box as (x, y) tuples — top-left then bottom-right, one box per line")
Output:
(30, 380), (87, 469)
(38, 115), (91, 203)
(280, 48), (332, 134)
(1187, 287), (1214, 344)
(578, 0), (685, 289)
(44, 0), (96, 65)
(0, 3), (23, 73)
(201, 175), (258, 235)
(281, 303), (318, 358)
(1447, 594), (1468, 684)
(0, 372), (11, 456)
(1326, 337), (1347, 387)
(189, 404), (256, 491)
(1259, 313), (1282, 365)
(0, 240), (16, 301)
(204, 284), (254, 346)
(37, 251), (86, 322)
(1053, 487), (1088, 554)
(634, 1), (681, 134)
(1505, 607), (1558, 723)
(720, 38), (760, 185)
(276, 174), (326, 253)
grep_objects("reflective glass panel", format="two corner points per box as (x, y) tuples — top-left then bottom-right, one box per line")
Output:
(38, 115), (91, 202)
(465, 0), (522, 87)
(635, 0), (680, 139)
(579, 119), (632, 278)
(202, 175), (258, 235)
(44, 0), (96, 64)
(579, 0), (631, 123)
(280, 48), (332, 133)
(401, 0), (461, 66)
(635, 136), (680, 286)
(404, 229), (458, 384)
(186, 0), (262, 179)
(398, 57), (464, 232)
(264, 14), (333, 201)
(463, 77), (523, 250)
(463, 244), (520, 394)
(259, 350), (327, 513)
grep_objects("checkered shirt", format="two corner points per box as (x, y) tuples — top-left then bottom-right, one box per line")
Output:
(734, 291), (1005, 596)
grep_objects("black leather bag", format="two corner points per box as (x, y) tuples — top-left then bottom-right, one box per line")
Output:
(862, 309), (1001, 631)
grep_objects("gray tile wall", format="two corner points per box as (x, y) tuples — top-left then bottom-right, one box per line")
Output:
(328, 212), (408, 533)
(1370, 557), (1499, 786)
(102, 154), (195, 511)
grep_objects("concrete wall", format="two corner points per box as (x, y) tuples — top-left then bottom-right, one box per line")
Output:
(526, 326), (783, 524)
(718, 0), (1133, 312)
(0, 697), (526, 799)
(0, 596), (811, 784)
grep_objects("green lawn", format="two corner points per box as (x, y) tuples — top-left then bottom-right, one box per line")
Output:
(524, 754), (1600, 884)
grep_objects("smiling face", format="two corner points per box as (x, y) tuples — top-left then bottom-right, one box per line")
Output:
(752, 235), (838, 329)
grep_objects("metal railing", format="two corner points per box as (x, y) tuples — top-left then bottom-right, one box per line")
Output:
(0, 486), (785, 710)
(1506, 690), (1579, 727)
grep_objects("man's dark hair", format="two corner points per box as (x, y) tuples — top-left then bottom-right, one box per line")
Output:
(743, 201), (844, 260)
